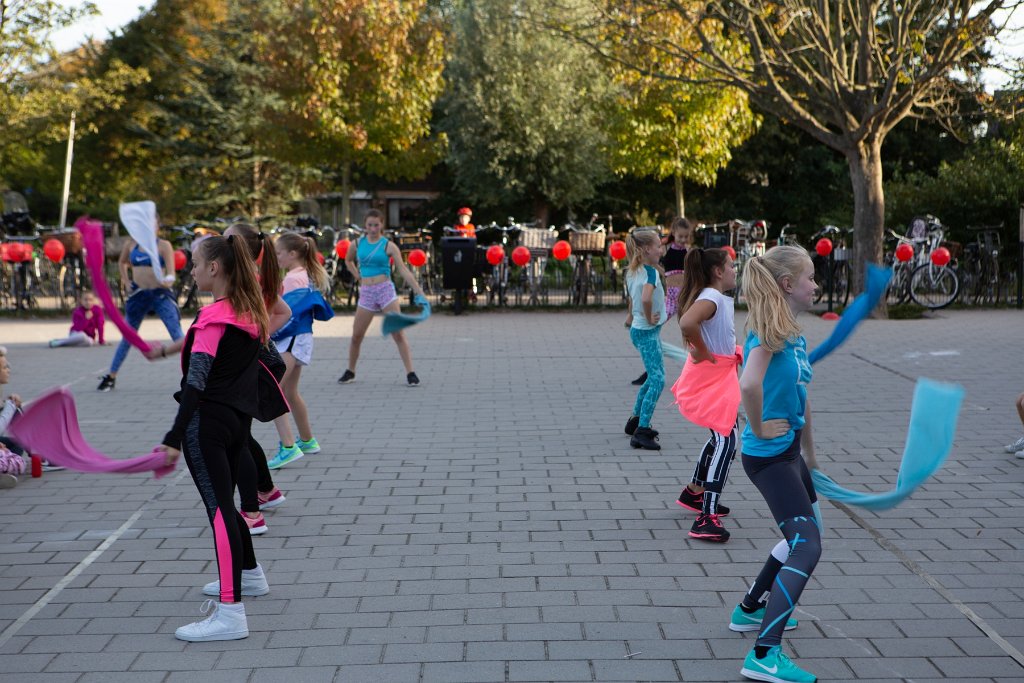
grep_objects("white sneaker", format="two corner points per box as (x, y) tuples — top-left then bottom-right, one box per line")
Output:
(1006, 436), (1024, 453)
(174, 600), (248, 642)
(1016, 449), (1024, 459)
(203, 564), (270, 597)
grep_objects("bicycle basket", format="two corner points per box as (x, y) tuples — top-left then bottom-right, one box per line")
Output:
(519, 227), (556, 250)
(567, 231), (606, 253)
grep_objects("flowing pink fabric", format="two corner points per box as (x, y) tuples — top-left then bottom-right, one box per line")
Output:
(78, 216), (153, 353)
(670, 345), (743, 436)
(7, 387), (175, 478)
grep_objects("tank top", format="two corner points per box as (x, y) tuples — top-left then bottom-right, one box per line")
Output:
(662, 244), (687, 273)
(356, 237), (391, 278)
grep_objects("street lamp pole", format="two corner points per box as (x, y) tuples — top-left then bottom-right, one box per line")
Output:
(58, 110), (76, 229)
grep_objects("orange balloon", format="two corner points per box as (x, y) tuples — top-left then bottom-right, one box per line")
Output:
(408, 248), (427, 267)
(486, 245), (505, 265)
(511, 246), (530, 266)
(552, 240), (571, 260)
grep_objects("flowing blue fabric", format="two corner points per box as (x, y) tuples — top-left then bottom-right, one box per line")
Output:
(808, 263), (891, 365)
(381, 294), (432, 336)
(811, 377), (964, 510)
(271, 287), (334, 341)
(662, 341), (688, 363)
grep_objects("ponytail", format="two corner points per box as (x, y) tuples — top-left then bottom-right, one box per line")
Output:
(744, 245), (811, 353)
(198, 235), (270, 343)
(275, 232), (330, 293)
(227, 223), (281, 310)
(676, 247), (730, 318)
(626, 228), (661, 274)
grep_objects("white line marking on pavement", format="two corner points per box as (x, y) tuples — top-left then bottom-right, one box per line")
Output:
(0, 468), (188, 651)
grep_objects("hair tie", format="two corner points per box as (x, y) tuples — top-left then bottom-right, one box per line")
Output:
(226, 234), (234, 244)
(257, 232), (265, 241)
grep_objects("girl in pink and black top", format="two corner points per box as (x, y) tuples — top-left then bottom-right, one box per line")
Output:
(662, 217), (693, 319)
(49, 291), (106, 347)
(155, 235), (281, 642)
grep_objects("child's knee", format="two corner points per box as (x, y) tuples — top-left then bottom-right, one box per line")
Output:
(1016, 393), (1024, 409)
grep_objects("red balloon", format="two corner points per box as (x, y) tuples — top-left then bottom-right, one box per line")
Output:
(511, 246), (531, 267)
(552, 240), (571, 261)
(486, 244), (505, 266)
(608, 240), (627, 261)
(815, 238), (833, 257)
(43, 239), (65, 263)
(316, 251), (325, 265)
(930, 246), (951, 266)
(408, 248), (427, 267)
(895, 243), (914, 262)
(722, 245), (737, 260)
(335, 239), (351, 259)
(173, 249), (187, 271)
(14, 243), (32, 262)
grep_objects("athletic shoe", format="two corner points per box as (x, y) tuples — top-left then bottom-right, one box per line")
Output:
(1016, 450), (1024, 459)
(267, 443), (303, 470)
(175, 600), (248, 642)
(257, 487), (286, 511)
(0, 473), (16, 488)
(296, 437), (321, 454)
(689, 513), (730, 542)
(631, 372), (648, 386)
(337, 369), (355, 384)
(203, 564), (270, 597)
(729, 604), (798, 632)
(48, 340), (60, 348)
(625, 415), (640, 435)
(407, 372), (420, 386)
(1005, 436), (1024, 453)
(676, 486), (730, 516)
(243, 511), (268, 535)
(40, 460), (66, 472)
(630, 426), (661, 450)
(96, 374), (115, 391)
(740, 646), (816, 683)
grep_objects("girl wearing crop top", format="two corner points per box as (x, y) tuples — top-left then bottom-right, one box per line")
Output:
(662, 217), (693, 319)
(338, 209), (426, 386)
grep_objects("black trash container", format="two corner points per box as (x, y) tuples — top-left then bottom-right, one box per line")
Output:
(441, 237), (476, 315)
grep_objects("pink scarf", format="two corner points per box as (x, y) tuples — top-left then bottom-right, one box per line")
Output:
(7, 387), (175, 478)
(78, 216), (153, 353)
(670, 346), (743, 436)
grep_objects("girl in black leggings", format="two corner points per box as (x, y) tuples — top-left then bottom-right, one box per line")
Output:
(155, 235), (280, 642)
(733, 246), (821, 683)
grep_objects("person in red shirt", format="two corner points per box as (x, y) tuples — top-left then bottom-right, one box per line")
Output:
(48, 291), (107, 347)
(455, 207), (476, 237)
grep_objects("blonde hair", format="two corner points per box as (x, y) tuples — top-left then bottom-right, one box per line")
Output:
(743, 245), (813, 353)
(275, 232), (330, 293)
(626, 228), (662, 274)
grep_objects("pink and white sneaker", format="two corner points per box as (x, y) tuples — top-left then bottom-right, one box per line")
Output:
(257, 487), (286, 511)
(243, 511), (268, 535)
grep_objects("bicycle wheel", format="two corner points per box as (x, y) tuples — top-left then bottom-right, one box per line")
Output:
(886, 264), (911, 305)
(909, 264), (959, 309)
(978, 258), (998, 306)
(832, 261), (850, 308)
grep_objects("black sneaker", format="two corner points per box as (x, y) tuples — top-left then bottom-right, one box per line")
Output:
(337, 370), (355, 384)
(676, 487), (730, 516)
(624, 415), (640, 435)
(97, 374), (116, 391)
(630, 426), (660, 450)
(689, 513), (730, 542)
(631, 372), (648, 386)
(407, 372), (420, 386)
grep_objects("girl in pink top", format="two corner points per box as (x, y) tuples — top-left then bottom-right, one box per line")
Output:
(49, 291), (106, 347)
(670, 247), (739, 543)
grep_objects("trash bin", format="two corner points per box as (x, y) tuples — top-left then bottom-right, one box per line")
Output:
(441, 237), (476, 290)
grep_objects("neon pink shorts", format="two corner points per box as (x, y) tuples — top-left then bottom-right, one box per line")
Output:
(358, 280), (398, 312)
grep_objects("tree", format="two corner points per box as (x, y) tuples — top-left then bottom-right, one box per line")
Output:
(576, 0), (1019, 294)
(602, 9), (759, 218)
(440, 0), (612, 223)
(258, 0), (446, 226)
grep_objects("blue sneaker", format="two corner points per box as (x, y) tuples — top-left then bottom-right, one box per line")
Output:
(296, 437), (320, 454)
(740, 646), (816, 682)
(729, 604), (798, 632)
(267, 443), (303, 470)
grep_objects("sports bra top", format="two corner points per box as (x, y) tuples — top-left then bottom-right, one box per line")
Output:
(130, 244), (166, 268)
(662, 244), (687, 273)
(356, 237), (391, 278)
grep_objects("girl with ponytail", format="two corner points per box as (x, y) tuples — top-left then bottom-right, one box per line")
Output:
(669, 247), (739, 543)
(154, 234), (281, 642)
(623, 228), (666, 451)
(730, 245), (821, 683)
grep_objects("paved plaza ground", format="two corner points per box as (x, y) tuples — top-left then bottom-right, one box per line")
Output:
(1, 306), (1023, 682)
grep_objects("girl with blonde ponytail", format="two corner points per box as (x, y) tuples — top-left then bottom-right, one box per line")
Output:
(623, 228), (666, 450)
(732, 245), (822, 683)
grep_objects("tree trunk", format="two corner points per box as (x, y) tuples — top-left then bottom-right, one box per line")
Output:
(674, 173), (685, 218)
(252, 158), (263, 219)
(845, 136), (885, 305)
(341, 162), (352, 227)
(532, 196), (550, 228)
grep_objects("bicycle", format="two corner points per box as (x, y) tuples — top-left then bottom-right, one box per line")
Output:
(563, 215), (607, 306)
(960, 224), (1002, 306)
(729, 218), (768, 304)
(476, 219), (522, 306)
(810, 225), (852, 309)
(518, 223), (558, 305)
(885, 218), (959, 309)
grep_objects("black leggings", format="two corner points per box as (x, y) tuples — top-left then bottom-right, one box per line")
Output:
(237, 434), (275, 514)
(741, 431), (821, 649)
(181, 402), (258, 603)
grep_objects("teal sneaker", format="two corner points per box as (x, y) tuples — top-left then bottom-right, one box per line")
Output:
(267, 443), (304, 470)
(296, 437), (320, 454)
(740, 646), (816, 682)
(729, 604), (798, 632)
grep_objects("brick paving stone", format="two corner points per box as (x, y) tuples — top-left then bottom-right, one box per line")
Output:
(2, 311), (1024, 681)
